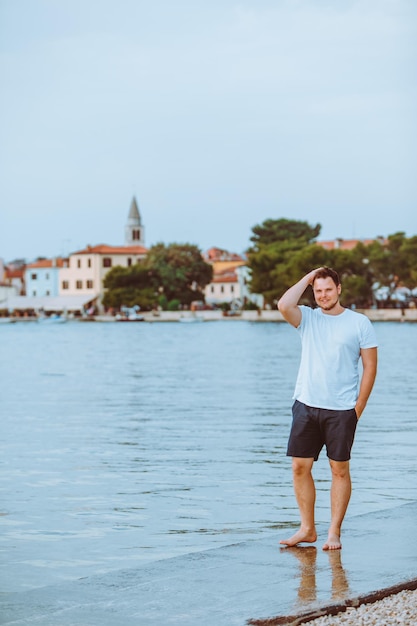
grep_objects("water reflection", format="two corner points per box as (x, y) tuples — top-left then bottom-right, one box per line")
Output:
(328, 550), (350, 601)
(281, 546), (350, 607)
(282, 547), (317, 604)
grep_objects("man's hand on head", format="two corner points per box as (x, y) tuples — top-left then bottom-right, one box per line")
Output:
(308, 267), (325, 285)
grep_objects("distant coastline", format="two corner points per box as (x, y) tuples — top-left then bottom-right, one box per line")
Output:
(4, 308), (417, 323)
(85, 308), (417, 323)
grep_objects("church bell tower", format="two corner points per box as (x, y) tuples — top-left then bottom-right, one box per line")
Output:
(125, 196), (145, 246)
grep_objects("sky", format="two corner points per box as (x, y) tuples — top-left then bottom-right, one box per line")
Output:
(0, 0), (416, 263)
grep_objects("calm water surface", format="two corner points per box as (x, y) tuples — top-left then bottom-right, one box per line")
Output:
(1, 320), (416, 592)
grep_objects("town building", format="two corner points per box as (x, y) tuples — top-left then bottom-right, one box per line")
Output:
(1, 259), (26, 295)
(58, 197), (147, 310)
(0, 259), (20, 311)
(203, 247), (263, 309)
(59, 243), (147, 300)
(4, 197), (146, 315)
(25, 258), (68, 298)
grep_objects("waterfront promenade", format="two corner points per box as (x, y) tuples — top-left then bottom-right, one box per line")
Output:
(104, 308), (417, 323)
(4, 307), (417, 323)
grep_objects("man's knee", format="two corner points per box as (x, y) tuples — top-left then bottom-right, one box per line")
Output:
(292, 457), (314, 476)
(329, 459), (350, 479)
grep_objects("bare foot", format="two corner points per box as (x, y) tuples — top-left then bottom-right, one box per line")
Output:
(322, 534), (342, 550)
(280, 528), (317, 547)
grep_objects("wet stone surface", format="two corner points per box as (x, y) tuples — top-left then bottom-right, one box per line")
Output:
(1, 503), (417, 626)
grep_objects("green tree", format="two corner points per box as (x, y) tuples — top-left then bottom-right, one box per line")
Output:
(400, 236), (417, 286)
(277, 243), (331, 305)
(247, 218), (321, 305)
(327, 244), (375, 307)
(144, 243), (213, 306)
(338, 274), (371, 308)
(365, 240), (393, 287)
(248, 220), (417, 308)
(102, 264), (158, 310)
(385, 232), (407, 283)
(341, 234), (417, 305)
(276, 241), (377, 307)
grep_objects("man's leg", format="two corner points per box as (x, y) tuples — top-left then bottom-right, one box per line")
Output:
(280, 457), (317, 546)
(323, 459), (351, 550)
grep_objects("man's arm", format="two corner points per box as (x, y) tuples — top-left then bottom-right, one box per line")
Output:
(355, 347), (378, 419)
(277, 268), (322, 328)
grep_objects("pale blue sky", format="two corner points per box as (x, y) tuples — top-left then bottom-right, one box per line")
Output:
(1, 0), (416, 262)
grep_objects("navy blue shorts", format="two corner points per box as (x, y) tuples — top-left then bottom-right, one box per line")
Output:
(287, 400), (358, 462)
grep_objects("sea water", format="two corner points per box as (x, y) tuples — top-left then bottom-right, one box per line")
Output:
(0, 320), (416, 592)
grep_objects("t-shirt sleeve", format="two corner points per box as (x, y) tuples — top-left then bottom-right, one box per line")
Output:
(297, 305), (310, 332)
(360, 316), (378, 348)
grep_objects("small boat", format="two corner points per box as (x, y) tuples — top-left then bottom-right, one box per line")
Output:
(115, 312), (145, 322)
(38, 314), (67, 324)
(115, 305), (145, 322)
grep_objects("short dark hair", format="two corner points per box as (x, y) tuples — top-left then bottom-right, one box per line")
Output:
(313, 266), (340, 287)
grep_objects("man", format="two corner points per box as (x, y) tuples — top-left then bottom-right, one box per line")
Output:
(277, 267), (377, 550)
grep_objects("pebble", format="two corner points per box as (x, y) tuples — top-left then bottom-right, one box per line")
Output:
(301, 588), (417, 625)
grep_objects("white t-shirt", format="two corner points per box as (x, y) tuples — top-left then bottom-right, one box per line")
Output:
(293, 306), (378, 410)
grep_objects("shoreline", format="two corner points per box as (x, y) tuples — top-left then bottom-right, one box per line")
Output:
(93, 308), (417, 323)
(3, 308), (417, 323)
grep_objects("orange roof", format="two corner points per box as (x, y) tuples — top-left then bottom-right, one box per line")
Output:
(204, 247), (245, 263)
(317, 238), (387, 251)
(212, 275), (238, 284)
(27, 258), (68, 269)
(211, 268), (238, 284)
(4, 268), (24, 279)
(72, 244), (148, 255)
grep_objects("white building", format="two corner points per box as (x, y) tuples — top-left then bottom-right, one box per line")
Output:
(59, 243), (147, 301)
(59, 197), (147, 310)
(4, 197), (147, 314)
(203, 247), (263, 309)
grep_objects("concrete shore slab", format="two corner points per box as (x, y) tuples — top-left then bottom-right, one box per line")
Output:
(2, 502), (417, 626)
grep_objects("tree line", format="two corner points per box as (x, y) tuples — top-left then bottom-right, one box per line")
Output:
(103, 243), (213, 311)
(247, 218), (417, 308)
(103, 219), (417, 310)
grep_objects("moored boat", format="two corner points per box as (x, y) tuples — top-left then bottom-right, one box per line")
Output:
(115, 305), (145, 322)
(37, 313), (68, 323)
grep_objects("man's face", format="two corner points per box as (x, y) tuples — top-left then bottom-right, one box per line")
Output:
(312, 276), (341, 311)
